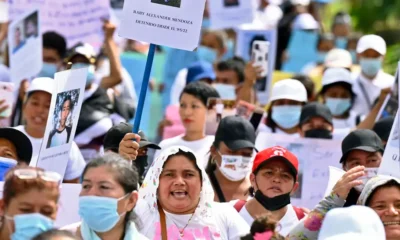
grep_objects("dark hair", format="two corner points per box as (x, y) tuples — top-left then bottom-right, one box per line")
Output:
(81, 153), (140, 234)
(163, 149), (202, 180)
(365, 180), (400, 206)
(216, 59), (245, 83)
(241, 215), (286, 240)
(317, 33), (334, 50)
(180, 81), (220, 107)
(292, 74), (315, 100)
(32, 229), (78, 240)
(231, 56), (246, 68)
(332, 11), (351, 28)
(320, 82), (356, 104)
(43, 31), (67, 59)
(248, 35), (267, 57)
(61, 95), (73, 111)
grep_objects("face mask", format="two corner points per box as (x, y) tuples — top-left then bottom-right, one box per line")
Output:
(360, 58), (382, 77)
(350, 50), (357, 64)
(0, 157), (17, 181)
(354, 168), (378, 192)
(212, 84), (236, 100)
(218, 154), (252, 182)
(304, 129), (332, 139)
(222, 39), (235, 60)
(316, 51), (327, 63)
(135, 155), (148, 178)
(254, 190), (291, 211)
(37, 62), (58, 78)
(335, 37), (348, 49)
(202, 18), (211, 28)
(325, 98), (352, 116)
(72, 63), (96, 87)
(6, 213), (53, 240)
(79, 194), (129, 232)
(196, 46), (217, 64)
(271, 105), (302, 129)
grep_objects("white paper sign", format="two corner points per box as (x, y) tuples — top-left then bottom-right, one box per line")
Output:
(7, 9), (42, 85)
(324, 166), (345, 197)
(8, 0), (110, 51)
(0, 1), (9, 23)
(208, 0), (254, 29)
(378, 110), (400, 178)
(37, 68), (87, 177)
(255, 132), (342, 208)
(118, 0), (206, 51)
(0, 182), (81, 227)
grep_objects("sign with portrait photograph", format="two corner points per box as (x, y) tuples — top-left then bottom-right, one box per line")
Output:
(37, 68), (87, 177)
(7, 8), (41, 86)
(207, 0), (254, 29)
(118, 0), (206, 51)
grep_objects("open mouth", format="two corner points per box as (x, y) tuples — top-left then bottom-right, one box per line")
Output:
(171, 190), (188, 199)
(269, 186), (282, 192)
(32, 116), (45, 125)
(384, 221), (400, 226)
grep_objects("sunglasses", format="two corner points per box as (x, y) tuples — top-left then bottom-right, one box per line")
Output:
(12, 169), (62, 185)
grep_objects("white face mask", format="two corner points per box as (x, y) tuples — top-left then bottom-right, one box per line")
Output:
(218, 154), (252, 182)
(354, 168), (379, 192)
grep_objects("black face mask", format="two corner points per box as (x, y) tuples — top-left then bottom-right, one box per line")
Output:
(305, 129), (332, 139)
(254, 190), (291, 211)
(134, 156), (148, 178)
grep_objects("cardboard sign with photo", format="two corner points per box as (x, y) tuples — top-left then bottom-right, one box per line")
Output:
(378, 111), (400, 178)
(37, 68), (87, 177)
(205, 97), (237, 135)
(376, 65), (399, 121)
(207, 0), (254, 29)
(0, 82), (14, 118)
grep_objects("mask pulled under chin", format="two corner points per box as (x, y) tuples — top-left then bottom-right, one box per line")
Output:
(254, 190), (291, 211)
(304, 129), (332, 139)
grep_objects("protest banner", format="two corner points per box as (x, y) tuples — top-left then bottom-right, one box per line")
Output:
(236, 28), (277, 105)
(8, 0), (110, 52)
(207, 0), (254, 29)
(378, 111), (400, 178)
(255, 132), (342, 208)
(37, 68), (87, 177)
(0, 0), (8, 23)
(0, 182), (81, 227)
(7, 8), (41, 86)
(376, 66), (399, 121)
(118, 0), (205, 134)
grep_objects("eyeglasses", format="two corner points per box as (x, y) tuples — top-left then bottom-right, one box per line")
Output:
(13, 169), (62, 184)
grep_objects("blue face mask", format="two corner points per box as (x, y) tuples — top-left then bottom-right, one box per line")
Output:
(196, 46), (218, 64)
(360, 58), (382, 77)
(271, 105), (302, 129)
(202, 18), (211, 28)
(335, 37), (348, 49)
(0, 157), (17, 181)
(349, 50), (357, 64)
(222, 40), (235, 60)
(7, 213), (54, 240)
(79, 194), (129, 233)
(325, 97), (352, 116)
(212, 83), (236, 100)
(316, 51), (327, 63)
(37, 62), (58, 78)
(71, 63), (96, 87)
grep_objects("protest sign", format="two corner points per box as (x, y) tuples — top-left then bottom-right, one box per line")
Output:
(255, 132), (342, 208)
(206, 98), (236, 135)
(7, 8), (41, 86)
(37, 68), (87, 177)
(324, 166), (345, 197)
(207, 0), (254, 29)
(376, 66), (399, 121)
(0, 0), (8, 23)
(8, 0), (110, 52)
(236, 28), (277, 104)
(0, 182), (81, 227)
(378, 111), (400, 178)
(118, 0), (206, 51)
(0, 82), (14, 118)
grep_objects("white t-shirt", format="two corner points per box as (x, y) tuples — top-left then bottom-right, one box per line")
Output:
(49, 128), (69, 147)
(14, 126), (86, 180)
(154, 135), (214, 164)
(257, 124), (301, 138)
(136, 200), (250, 240)
(215, 103), (224, 113)
(232, 200), (300, 237)
(332, 110), (359, 129)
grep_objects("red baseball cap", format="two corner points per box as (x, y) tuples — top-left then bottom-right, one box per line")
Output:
(252, 146), (299, 178)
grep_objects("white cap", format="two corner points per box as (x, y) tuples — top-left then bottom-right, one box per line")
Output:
(27, 77), (54, 95)
(322, 68), (353, 87)
(269, 79), (308, 103)
(324, 49), (353, 68)
(292, 13), (319, 30)
(70, 43), (96, 62)
(291, 0), (310, 6)
(318, 206), (385, 240)
(356, 34), (386, 55)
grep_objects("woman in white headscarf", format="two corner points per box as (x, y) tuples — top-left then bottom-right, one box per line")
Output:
(135, 146), (250, 239)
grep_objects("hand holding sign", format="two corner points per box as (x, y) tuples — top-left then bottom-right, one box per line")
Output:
(119, 133), (141, 161)
(331, 166), (365, 200)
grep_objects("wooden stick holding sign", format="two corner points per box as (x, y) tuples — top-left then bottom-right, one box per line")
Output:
(118, 0), (206, 133)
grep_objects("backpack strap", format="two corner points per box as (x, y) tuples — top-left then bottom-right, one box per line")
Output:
(355, 115), (361, 125)
(293, 206), (305, 220)
(234, 200), (247, 212)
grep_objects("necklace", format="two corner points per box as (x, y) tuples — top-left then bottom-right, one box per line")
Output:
(172, 213), (195, 237)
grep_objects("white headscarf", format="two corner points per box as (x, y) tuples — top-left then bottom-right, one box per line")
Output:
(137, 146), (222, 239)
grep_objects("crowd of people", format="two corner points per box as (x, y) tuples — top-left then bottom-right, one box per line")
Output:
(0, 0), (398, 239)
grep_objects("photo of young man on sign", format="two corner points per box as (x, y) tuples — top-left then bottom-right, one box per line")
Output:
(151, 0), (181, 8)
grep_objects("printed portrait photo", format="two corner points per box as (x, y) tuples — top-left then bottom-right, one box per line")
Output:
(151, 0), (181, 8)
(205, 98), (237, 135)
(46, 89), (80, 149)
(110, 0), (125, 9)
(12, 23), (26, 54)
(223, 0), (240, 7)
(23, 11), (39, 39)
